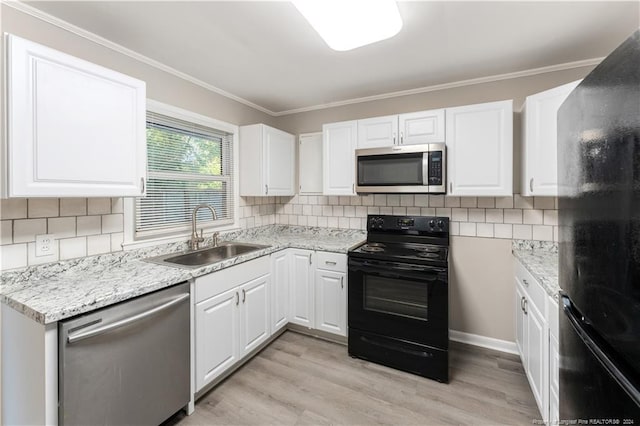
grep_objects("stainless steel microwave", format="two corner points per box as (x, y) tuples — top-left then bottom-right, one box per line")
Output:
(355, 144), (446, 194)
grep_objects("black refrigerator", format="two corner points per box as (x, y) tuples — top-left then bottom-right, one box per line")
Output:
(558, 29), (640, 422)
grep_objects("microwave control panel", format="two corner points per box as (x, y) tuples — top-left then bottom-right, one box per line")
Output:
(428, 151), (443, 186)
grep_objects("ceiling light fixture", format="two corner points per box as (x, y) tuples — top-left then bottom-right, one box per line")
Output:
(292, 0), (403, 52)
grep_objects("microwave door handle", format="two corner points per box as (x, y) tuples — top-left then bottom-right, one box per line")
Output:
(422, 152), (430, 188)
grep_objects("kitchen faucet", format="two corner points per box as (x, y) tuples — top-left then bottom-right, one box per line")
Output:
(190, 204), (219, 250)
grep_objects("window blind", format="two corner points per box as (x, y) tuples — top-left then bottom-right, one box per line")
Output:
(135, 111), (234, 239)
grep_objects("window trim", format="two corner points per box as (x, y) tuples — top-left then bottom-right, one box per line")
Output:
(123, 99), (240, 249)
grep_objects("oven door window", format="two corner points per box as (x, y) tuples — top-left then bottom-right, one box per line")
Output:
(363, 274), (428, 321)
(357, 153), (424, 186)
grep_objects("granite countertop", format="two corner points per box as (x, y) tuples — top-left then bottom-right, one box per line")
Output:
(511, 240), (560, 300)
(0, 225), (366, 325)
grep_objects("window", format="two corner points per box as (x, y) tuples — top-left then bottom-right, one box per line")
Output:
(129, 101), (238, 242)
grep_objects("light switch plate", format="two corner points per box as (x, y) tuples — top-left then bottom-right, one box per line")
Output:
(36, 234), (55, 257)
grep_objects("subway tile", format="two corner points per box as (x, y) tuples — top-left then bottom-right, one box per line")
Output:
(1, 243), (27, 270)
(513, 224), (533, 240)
(289, 216), (298, 225)
(449, 222), (460, 236)
(460, 197), (477, 208)
(514, 194), (534, 209)
(420, 208), (436, 216)
(307, 216), (318, 227)
(77, 216), (102, 236)
(533, 225), (553, 241)
(102, 214), (124, 233)
(460, 222), (477, 237)
(392, 207), (407, 215)
(239, 218), (247, 229)
(59, 237), (87, 260)
(322, 206), (332, 216)
(1, 221), (12, 245)
(523, 209), (544, 225)
(299, 195), (308, 205)
(380, 207), (393, 215)
(355, 206), (368, 217)
(485, 209), (504, 223)
(317, 196), (329, 205)
(308, 196), (318, 205)
(534, 197), (555, 210)
(27, 240), (59, 266)
(338, 217), (350, 229)
(374, 194), (387, 206)
(554, 197), (559, 209)
(60, 198), (87, 216)
(435, 208), (452, 219)
(495, 196), (514, 209)
(332, 206), (344, 217)
(406, 207), (420, 216)
(349, 217), (361, 229)
(386, 195), (400, 206)
(28, 198), (59, 218)
(429, 195), (444, 207)
(361, 195), (374, 206)
(468, 209), (485, 222)
(283, 204), (293, 215)
(444, 196), (460, 208)
(297, 216), (308, 226)
(292, 204), (302, 215)
(312, 205), (323, 216)
(553, 226), (559, 242)
(87, 198), (111, 215)
(476, 223), (494, 238)
(494, 224), (513, 239)
(13, 219), (47, 243)
(504, 209), (523, 224)
(350, 197), (362, 206)
(327, 217), (338, 228)
(112, 198), (125, 214)
(339, 196), (352, 205)
(400, 194), (414, 207)
(87, 234), (111, 255)
(544, 210), (558, 226)
(452, 208), (468, 222)
(344, 206), (356, 217)
(1, 199), (27, 219)
(477, 197), (495, 208)
(367, 207), (380, 215)
(317, 216), (328, 227)
(414, 195), (429, 207)
(302, 205), (313, 216)
(48, 217), (76, 239)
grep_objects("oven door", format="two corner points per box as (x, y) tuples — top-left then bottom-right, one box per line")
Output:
(348, 257), (448, 349)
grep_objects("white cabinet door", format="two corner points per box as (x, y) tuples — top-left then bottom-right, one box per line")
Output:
(271, 251), (290, 332)
(299, 133), (323, 194)
(445, 100), (513, 196)
(195, 288), (240, 391)
(323, 121), (357, 196)
(6, 34), (146, 197)
(516, 282), (527, 364)
(239, 124), (295, 196)
(264, 126), (296, 196)
(398, 109), (445, 145)
(239, 274), (270, 356)
(314, 269), (347, 336)
(549, 332), (560, 425)
(522, 80), (581, 196)
(357, 115), (398, 148)
(526, 300), (546, 421)
(289, 249), (315, 327)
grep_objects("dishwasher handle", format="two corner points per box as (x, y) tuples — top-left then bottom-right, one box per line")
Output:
(67, 293), (190, 344)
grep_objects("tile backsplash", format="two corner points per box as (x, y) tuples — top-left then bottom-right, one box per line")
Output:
(1, 194), (556, 270)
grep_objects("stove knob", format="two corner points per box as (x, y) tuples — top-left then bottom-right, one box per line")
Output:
(428, 220), (436, 228)
(437, 220), (446, 229)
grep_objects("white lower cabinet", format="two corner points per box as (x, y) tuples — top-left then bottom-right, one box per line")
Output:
(515, 256), (560, 425)
(239, 275), (271, 355)
(271, 250), (290, 332)
(314, 269), (347, 336)
(289, 249), (315, 327)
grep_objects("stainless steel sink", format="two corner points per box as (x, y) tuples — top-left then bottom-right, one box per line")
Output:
(145, 242), (270, 269)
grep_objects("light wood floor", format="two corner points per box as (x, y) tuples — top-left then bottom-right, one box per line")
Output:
(166, 331), (540, 425)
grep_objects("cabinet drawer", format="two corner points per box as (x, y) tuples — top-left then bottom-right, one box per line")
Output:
(195, 256), (270, 303)
(515, 259), (546, 315)
(315, 251), (347, 272)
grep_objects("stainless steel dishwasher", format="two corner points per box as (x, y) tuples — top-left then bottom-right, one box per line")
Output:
(58, 282), (190, 425)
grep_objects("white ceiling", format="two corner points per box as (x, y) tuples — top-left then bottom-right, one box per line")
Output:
(25, 1), (640, 115)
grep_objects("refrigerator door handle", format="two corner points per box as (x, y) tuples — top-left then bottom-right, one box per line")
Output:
(561, 296), (640, 406)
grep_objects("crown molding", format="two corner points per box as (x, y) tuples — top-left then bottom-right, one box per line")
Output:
(2, 0), (277, 116)
(4, 0), (603, 118)
(273, 57), (602, 116)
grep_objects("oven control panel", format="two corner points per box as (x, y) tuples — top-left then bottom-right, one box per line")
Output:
(368, 215), (448, 233)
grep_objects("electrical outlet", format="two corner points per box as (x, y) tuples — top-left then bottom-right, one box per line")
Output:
(36, 234), (55, 257)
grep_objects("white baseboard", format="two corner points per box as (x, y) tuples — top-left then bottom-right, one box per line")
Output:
(449, 330), (519, 355)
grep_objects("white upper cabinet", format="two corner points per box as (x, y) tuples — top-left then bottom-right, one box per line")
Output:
(357, 115), (398, 148)
(240, 124), (295, 196)
(445, 100), (513, 196)
(521, 80), (581, 196)
(298, 132), (323, 194)
(357, 109), (445, 149)
(323, 120), (357, 196)
(398, 109), (446, 145)
(5, 34), (147, 198)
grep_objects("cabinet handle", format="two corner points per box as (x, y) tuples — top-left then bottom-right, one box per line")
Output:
(400, 132), (404, 144)
(449, 182), (452, 193)
(520, 296), (525, 311)
(393, 133), (396, 145)
(340, 276), (344, 289)
(265, 184), (268, 195)
(352, 183), (355, 194)
(236, 291), (239, 306)
(309, 254), (312, 265)
(523, 278), (529, 287)
(523, 299), (528, 315)
(140, 177), (145, 194)
(530, 178), (534, 193)
(242, 289), (246, 303)
(325, 260), (337, 265)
